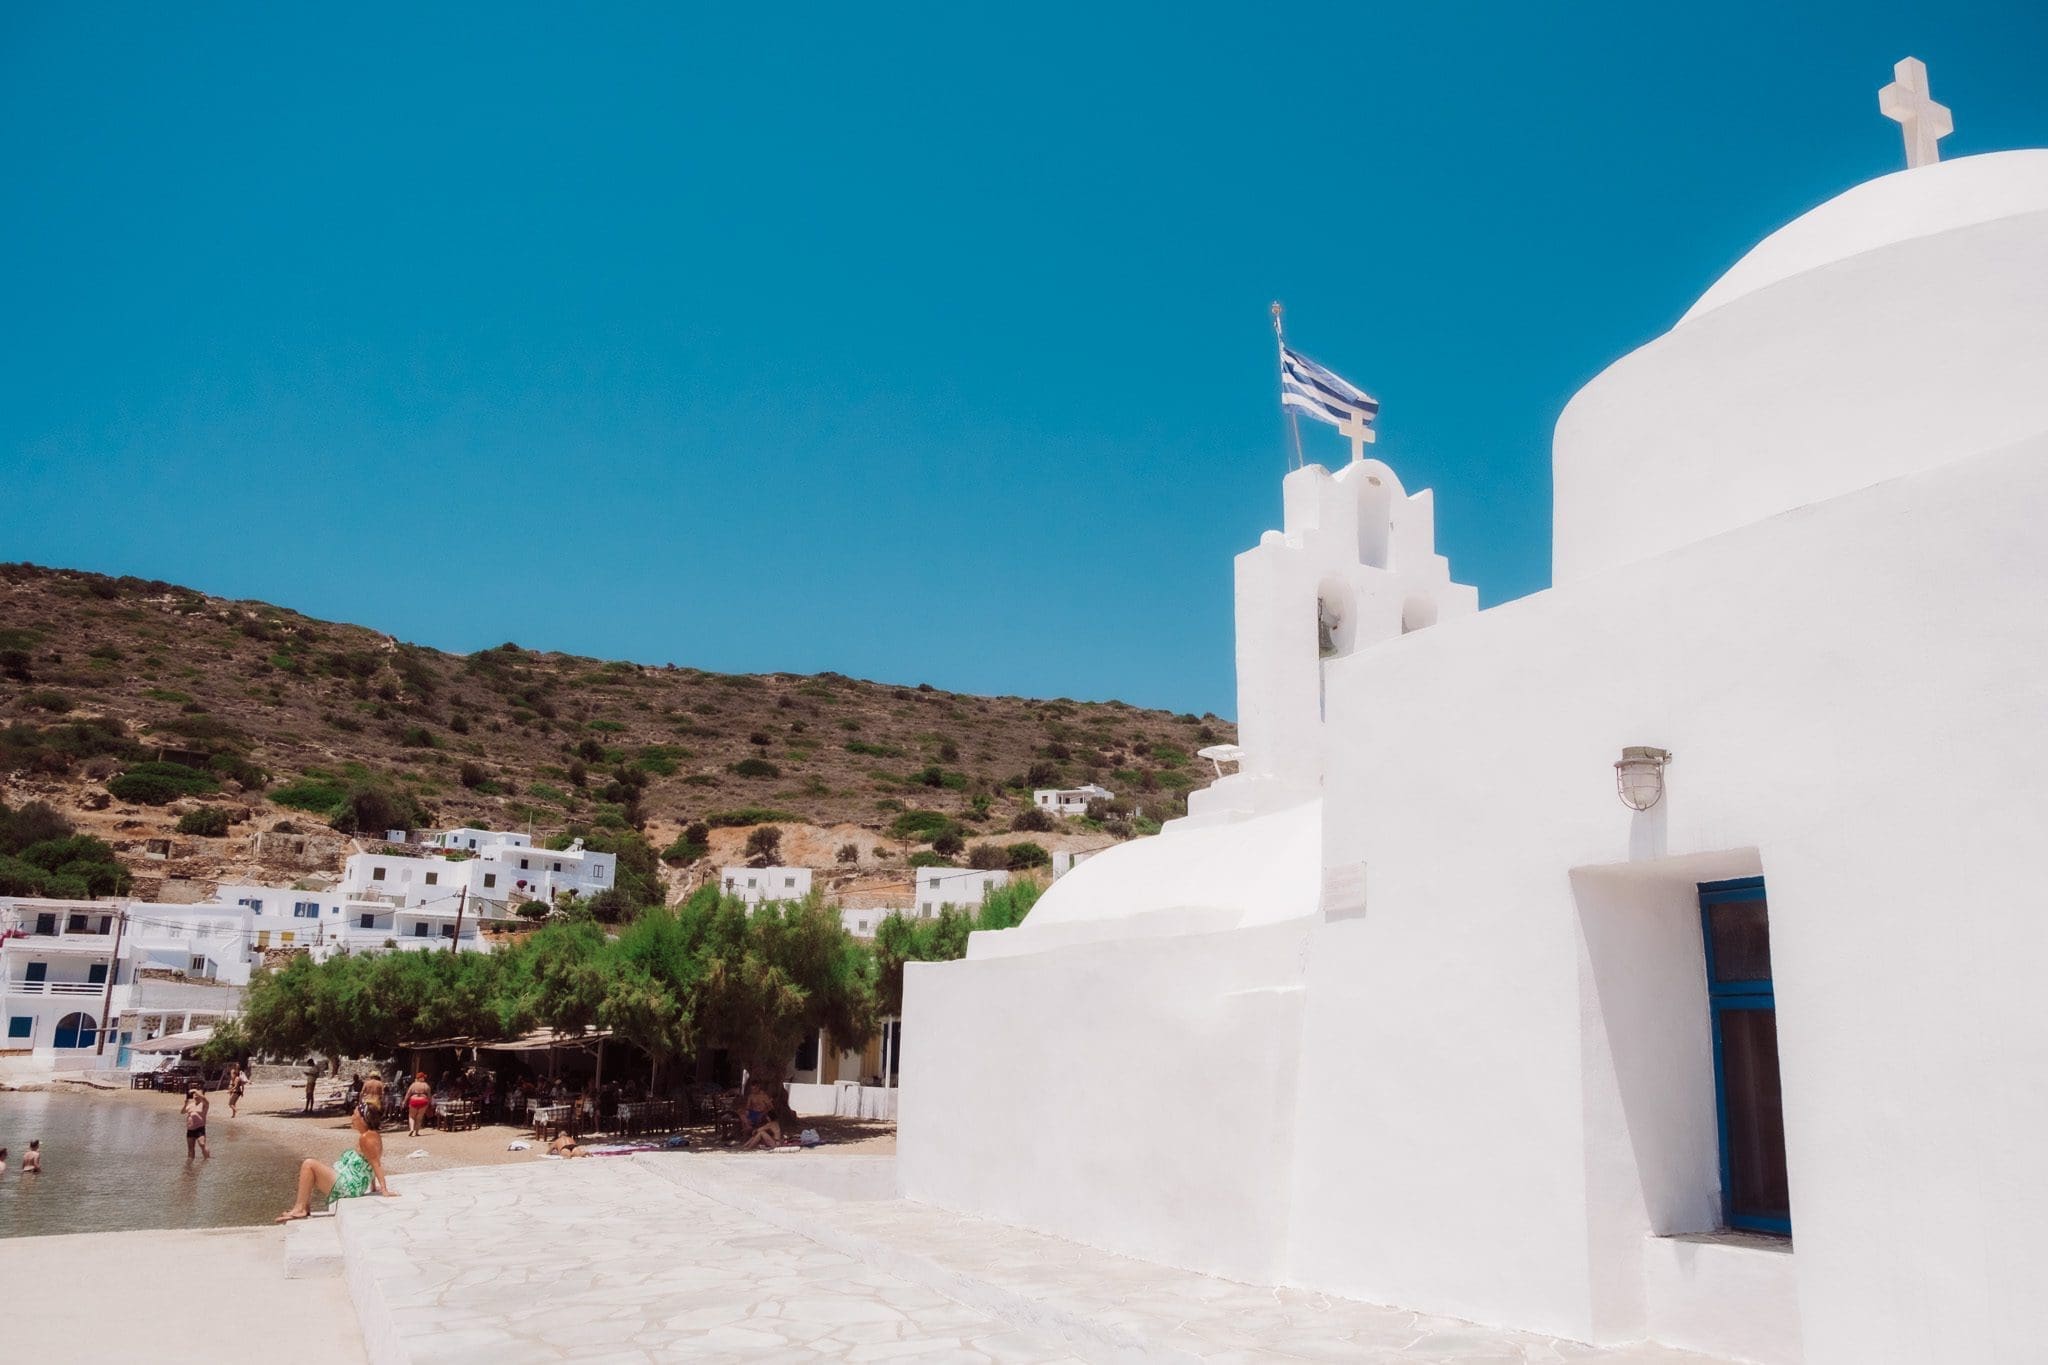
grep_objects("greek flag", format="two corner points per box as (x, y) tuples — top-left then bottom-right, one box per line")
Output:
(1281, 344), (1377, 441)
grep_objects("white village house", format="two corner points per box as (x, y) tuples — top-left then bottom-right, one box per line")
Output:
(1031, 783), (1112, 816)
(912, 866), (1007, 917)
(900, 105), (2048, 1365)
(0, 826), (613, 1074)
(0, 896), (250, 1068)
(720, 865), (812, 905)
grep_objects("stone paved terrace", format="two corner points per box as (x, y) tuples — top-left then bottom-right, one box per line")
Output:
(334, 1154), (1742, 1364)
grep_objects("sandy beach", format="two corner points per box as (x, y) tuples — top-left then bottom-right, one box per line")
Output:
(1, 1077), (900, 1363)
(37, 1077), (896, 1183)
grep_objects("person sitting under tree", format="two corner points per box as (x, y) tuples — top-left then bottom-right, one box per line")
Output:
(738, 1082), (784, 1151)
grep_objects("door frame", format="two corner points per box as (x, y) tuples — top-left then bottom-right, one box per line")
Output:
(1699, 875), (1791, 1236)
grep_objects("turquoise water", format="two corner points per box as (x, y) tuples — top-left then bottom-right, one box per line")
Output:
(0, 1089), (310, 1238)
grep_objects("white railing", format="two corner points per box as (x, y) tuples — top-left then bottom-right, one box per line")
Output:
(5, 980), (105, 997)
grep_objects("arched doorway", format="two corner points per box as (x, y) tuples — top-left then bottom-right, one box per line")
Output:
(53, 1011), (97, 1049)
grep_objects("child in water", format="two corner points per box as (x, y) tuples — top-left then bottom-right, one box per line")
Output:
(22, 1140), (41, 1173)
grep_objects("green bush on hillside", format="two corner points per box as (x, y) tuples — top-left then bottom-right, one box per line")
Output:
(269, 775), (351, 814)
(662, 832), (708, 865)
(1003, 841), (1050, 870)
(843, 740), (904, 758)
(0, 717), (138, 775)
(0, 802), (130, 899)
(703, 808), (799, 828)
(208, 752), (267, 789)
(632, 745), (685, 776)
(177, 806), (233, 837)
(268, 770), (427, 836)
(887, 809), (961, 843)
(108, 760), (220, 806)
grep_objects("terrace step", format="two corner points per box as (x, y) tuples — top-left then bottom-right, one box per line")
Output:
(283, 1212), (343, 1279)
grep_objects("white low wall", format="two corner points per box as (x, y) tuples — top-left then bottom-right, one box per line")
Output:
(899, 918), (1312, 1285)
(1641, 1235), (1801, 1365)
(788, 1082), (898, 1120)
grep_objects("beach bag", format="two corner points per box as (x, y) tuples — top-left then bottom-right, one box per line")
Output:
(798, 1128), (821, 1147)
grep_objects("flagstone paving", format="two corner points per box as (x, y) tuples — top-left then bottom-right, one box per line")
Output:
(337, 1154), (1742, 1364)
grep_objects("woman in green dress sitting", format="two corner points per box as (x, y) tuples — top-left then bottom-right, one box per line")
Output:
(276, 1077), (395, 1221)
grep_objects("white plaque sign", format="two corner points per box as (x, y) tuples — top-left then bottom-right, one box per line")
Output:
(1321, 861), (1368, 921)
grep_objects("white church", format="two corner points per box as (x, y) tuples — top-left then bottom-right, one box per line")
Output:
(900, 67), (2047, 1365)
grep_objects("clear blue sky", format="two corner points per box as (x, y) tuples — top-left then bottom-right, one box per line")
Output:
(3, 4), (2042, 717)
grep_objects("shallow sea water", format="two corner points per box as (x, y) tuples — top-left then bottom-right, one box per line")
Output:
(0, 1089), (308, 1238)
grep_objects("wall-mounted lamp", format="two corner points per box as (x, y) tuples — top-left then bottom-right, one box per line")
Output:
(1614, 746), (1672, 811)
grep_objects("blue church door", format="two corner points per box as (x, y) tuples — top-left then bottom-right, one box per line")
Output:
(1699, 877), (1791, 1235)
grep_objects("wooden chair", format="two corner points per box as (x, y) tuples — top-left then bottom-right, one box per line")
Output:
(708, 1092), (743, 1145)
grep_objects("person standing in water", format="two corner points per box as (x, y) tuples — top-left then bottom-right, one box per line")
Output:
(227, 1064), (247, 1118)
(182, 1087), (211, 1159)
(22, 1140), (42, 1172)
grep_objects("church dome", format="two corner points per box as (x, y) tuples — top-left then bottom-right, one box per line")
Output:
(1552, 148), (2048, 583)
(1017, 799), (1322, 937)
(1683, 151), (2048, 323)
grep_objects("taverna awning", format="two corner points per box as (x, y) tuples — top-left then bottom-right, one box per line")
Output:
(132, 1026), (215, 1054)
(478, 1028), (613, 1053)
(397, 1028), (613, 1054)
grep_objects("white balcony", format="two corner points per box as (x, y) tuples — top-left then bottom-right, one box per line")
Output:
(4, 979), (108, 997)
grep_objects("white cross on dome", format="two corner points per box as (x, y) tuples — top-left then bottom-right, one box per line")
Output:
(1879, 57), (1952, 170)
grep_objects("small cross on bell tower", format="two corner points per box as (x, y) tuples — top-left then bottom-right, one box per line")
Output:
(1879, 57), (1952, 170)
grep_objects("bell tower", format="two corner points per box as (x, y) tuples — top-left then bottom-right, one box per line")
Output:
(1188, 459), (1477, 823)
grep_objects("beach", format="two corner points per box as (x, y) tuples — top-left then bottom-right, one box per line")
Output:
(3, 1077), (897, 1230)
(92, 1077), (895, 1166)
(1, 1077), (901, 1362)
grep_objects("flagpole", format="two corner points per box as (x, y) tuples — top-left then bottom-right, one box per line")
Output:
(1271, 301), (1305, 471)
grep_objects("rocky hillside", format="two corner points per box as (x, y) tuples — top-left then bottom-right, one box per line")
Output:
(0, 563), (1232, 901)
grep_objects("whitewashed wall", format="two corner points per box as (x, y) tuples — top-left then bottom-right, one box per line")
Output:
(1292, 436), (2048, 1360)
(900, 920), (1311, 1284)
(901, 150), (2048, 1365)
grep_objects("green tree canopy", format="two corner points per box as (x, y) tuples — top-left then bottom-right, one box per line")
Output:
(672, 887), (876, 1085)
(872, 878), (1041, 1014)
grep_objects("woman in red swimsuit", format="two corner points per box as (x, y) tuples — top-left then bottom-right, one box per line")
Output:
(405, 1072), (433, 1137)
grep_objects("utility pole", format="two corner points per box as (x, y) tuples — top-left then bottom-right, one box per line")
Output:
(95, 909), (128, 1056)
(449, 886), (467, 953)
